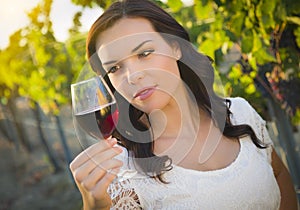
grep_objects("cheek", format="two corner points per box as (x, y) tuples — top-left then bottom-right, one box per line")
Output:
(153, 55), (180, 76)
(157, 77), (180, 98)
(150, 61), (181, 94)
(109, 76), (133, 102)
(107, 56), (181, 107)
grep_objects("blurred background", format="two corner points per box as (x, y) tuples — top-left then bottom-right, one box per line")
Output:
(0, 0), (299, 209)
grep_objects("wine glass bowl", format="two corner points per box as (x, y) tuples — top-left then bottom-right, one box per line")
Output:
(71, 76), (118, 140)
(71, 75), (141, 182)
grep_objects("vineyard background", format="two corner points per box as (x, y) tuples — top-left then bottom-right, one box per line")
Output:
(0, 0), (300, 209)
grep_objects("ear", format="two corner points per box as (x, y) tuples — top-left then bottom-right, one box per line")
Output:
(171, 41), (182, 60)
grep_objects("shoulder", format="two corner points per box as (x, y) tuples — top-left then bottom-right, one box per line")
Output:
(227, 97), (253, 113)
(227, 97), (274, 158)
(226, 97), (257, 124)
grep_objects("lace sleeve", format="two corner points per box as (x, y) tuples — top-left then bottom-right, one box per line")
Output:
(107, 146), (142, 209)
(108, 180), (142, 209)
(229, 97), (274, 163)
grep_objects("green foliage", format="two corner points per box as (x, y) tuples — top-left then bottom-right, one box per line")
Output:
(1, 0), (299, 123)
(295, 27), (300, 47)
(71, 0), (114, 9)
(0, 0), (79, 114)
(167, 0), (183, 12)
(194, 0), (213, 20)
(186, 0), (299, 123)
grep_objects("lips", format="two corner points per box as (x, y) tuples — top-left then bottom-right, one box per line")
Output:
(134, 85), (157, 100)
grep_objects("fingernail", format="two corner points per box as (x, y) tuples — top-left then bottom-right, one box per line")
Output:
(108, 138), (117, 145)
(114, 146), (123, 154)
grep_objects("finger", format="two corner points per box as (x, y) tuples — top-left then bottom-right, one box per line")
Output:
(87, 146), (123, 168)
(71, 147), (123, 183)
(70, 138), (121, 170)
(91, 167), (121, 199)
(76, 145), (123, 176)
(81, 159), (123, 190)
(85, 138), (119, 157)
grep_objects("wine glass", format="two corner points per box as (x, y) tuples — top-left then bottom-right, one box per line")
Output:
(71, 75), (139, 181)
(71, 75), (118, 141)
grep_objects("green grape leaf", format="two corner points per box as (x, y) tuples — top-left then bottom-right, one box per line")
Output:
(245, 83), (256, 94)
(253, 48), (276, 65)
(241, 30), (254, 53)
(167, 0), (183, 13)
(294, 27), (300, 48)
(230, 12), (246, 37)
(286, 16), (300, 26)
(194, 0), (213, 20)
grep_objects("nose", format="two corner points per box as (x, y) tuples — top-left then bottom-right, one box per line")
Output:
(128, 70), (145, 84)
(125, 62), (145, 85)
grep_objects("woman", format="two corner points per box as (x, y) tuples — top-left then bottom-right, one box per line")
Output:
(70, 0), (298, 209)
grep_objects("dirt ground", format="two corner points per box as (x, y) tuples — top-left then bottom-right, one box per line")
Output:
(0, 104), (83, 210)
(0, 137), (83, 210)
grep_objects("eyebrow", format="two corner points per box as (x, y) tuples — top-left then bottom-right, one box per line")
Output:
(131, 40), (152, 53)
(102, 40), (153, 66)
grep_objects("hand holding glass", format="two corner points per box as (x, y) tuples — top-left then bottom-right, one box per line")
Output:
(71, 76), (139, 181)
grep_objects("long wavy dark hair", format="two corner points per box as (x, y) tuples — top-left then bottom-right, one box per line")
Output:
(86, 0), (266, 182)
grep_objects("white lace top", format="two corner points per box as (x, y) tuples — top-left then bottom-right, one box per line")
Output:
(108, 97), (281, 209)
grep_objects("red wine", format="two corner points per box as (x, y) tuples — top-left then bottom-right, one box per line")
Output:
(75, 103), (119, 139)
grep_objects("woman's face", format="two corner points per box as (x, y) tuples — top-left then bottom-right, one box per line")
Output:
(95, 18), (182, 114)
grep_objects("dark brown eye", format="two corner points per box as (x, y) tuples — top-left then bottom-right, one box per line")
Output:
(137, 49), (154, 58)
(108, 65), (121, 74)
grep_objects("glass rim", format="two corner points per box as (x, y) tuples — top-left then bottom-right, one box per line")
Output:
(70, 74), (116, 114)
(70, 75), (104, 87)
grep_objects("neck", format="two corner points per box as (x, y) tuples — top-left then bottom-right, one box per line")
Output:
(149, 82), (202, 152)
